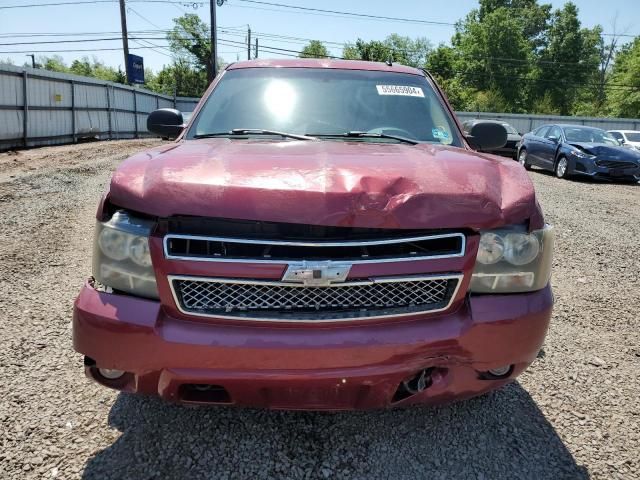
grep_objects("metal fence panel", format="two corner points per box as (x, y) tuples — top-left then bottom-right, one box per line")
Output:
(455, 112), (640, 134)
(176, 97), (200, 112)
(112, 88), (135, 111)
(0, 110), (22, 140)
(74, 83), (108, 109)
(0, 63), (191, 150)
(112, 111), (136, 135)
(135, 92), (158, 114)
(28, 77), (73, 108)
(136, 113), (149, 133)
(75, 110), (109, 137)
(0, 73), (23, 106)
(158, 98), (174, 109)
(28, 110), (71, 138)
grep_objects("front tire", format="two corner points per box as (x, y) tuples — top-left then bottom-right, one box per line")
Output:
(518, 149), (531, 170)
(555, 156), (569, 179)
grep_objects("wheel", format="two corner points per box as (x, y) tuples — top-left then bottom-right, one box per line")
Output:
(555, 156), (569, 179)
(518, 149), (531, 170)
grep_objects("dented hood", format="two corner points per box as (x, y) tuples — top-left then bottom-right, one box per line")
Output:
(568, 142), (640, 162)
(109, 139), (540, 230)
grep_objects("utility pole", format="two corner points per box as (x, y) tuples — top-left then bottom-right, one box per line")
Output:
(26, 54), (36, 68)
(119, 0), (130, 84)
(247, 26), (252, 60)
(210, 0), (218, 80)
(255, 37), (259, 59)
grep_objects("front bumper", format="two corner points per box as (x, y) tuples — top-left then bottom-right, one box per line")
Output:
(73, 281), (553, 410)
(571, 156), (640, 180)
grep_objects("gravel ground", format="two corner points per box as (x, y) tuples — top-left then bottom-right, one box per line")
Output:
(0, 140), (638, 480)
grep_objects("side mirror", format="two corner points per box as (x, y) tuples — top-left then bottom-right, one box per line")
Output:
(465, 121), (507, 151)
(547, 135), (559, 143)
(147, 108), (184, 139)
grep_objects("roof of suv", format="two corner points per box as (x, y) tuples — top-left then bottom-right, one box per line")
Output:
(226, 58), (424, 75)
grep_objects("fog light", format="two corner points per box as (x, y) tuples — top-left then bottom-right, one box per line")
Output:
(488, 365), (512, 377)
(98, 368), (125, 380)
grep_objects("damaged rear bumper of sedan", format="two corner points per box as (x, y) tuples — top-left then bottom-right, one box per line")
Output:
(73, 281), (553, 410)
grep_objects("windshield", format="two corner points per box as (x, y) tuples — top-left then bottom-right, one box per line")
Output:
(625, 132), (640, 142)
(188, 68), (461, 146)
(563, 126), (619, 145)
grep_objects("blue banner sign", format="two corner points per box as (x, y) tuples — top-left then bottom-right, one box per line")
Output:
(127, 54), (145, 84)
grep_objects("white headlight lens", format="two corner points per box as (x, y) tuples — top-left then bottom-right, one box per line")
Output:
(93, 211), (158, 299)
(471, 225), (554, 293)
(130, 236), (152, 266)
(477, 232), (504, 264)
(98, 228), (132, 261)
(503, 233), (540, 266)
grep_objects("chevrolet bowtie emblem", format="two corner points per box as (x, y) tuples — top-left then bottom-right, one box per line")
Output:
(282, 261), (352, 286)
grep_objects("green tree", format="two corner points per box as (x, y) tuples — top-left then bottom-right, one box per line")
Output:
(67, 56), (125, 83)
(167, 14), (213, 81)
(383, 34), (431, 67)
(343, 39), (392, 63)
(478, 0), (551, 50)
(39, 55), (68, 73)
(452, 7), (533, 111)
(534, 2), (601, 115)
(342, 35), (431, 68)
(607, 37), (640, 118)
(299, 40), (330, 58)
(69, 58), (93, 77)
(146, 59), (209, 97)
(426, 45), (470, 110)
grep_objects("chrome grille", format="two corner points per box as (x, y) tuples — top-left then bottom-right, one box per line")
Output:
(170, 275), (461, 322)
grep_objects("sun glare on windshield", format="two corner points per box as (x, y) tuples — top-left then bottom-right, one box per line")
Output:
(264, 80), (297, 121)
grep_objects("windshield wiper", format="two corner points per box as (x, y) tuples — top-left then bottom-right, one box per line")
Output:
(193, 129), (316, 141)
(309, 131), (419, 145)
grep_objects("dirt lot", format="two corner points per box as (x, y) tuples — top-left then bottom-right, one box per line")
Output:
(0, 140), (638, 480)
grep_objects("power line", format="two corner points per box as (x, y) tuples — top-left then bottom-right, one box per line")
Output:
(0, 1), (114, 8)
(227, 0), (638, 38)
(0, 44), (172, 53)
(0, 33), (614, 69)
(233, 0), (454, 26)
(0, 37), (123, 46)
(1, 0), (636, 40)
(3, 36), (638, 91)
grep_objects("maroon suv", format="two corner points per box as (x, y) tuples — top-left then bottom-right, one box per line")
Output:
(73, 59), (554, 410)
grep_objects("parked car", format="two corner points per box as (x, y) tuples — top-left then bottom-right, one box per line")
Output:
(461, 119), (521, 158)
(607, 129), (640, 150)
(73, 59), (554, 410)
(518, 124), (640, 182)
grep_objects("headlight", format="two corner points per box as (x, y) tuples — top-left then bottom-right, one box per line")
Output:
(470, 224), (554, 293)
(571, 149), (594, 159)
(93, 210), (158, 299)
(503, 232), (540, 265)
(476, 232), (504, 264)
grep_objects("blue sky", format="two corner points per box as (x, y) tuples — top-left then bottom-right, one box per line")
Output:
(0, 0), (638, 72)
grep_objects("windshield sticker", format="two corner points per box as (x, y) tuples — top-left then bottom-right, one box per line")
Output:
(376, 85), (425, 97)
(432, 127), (450, 141)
